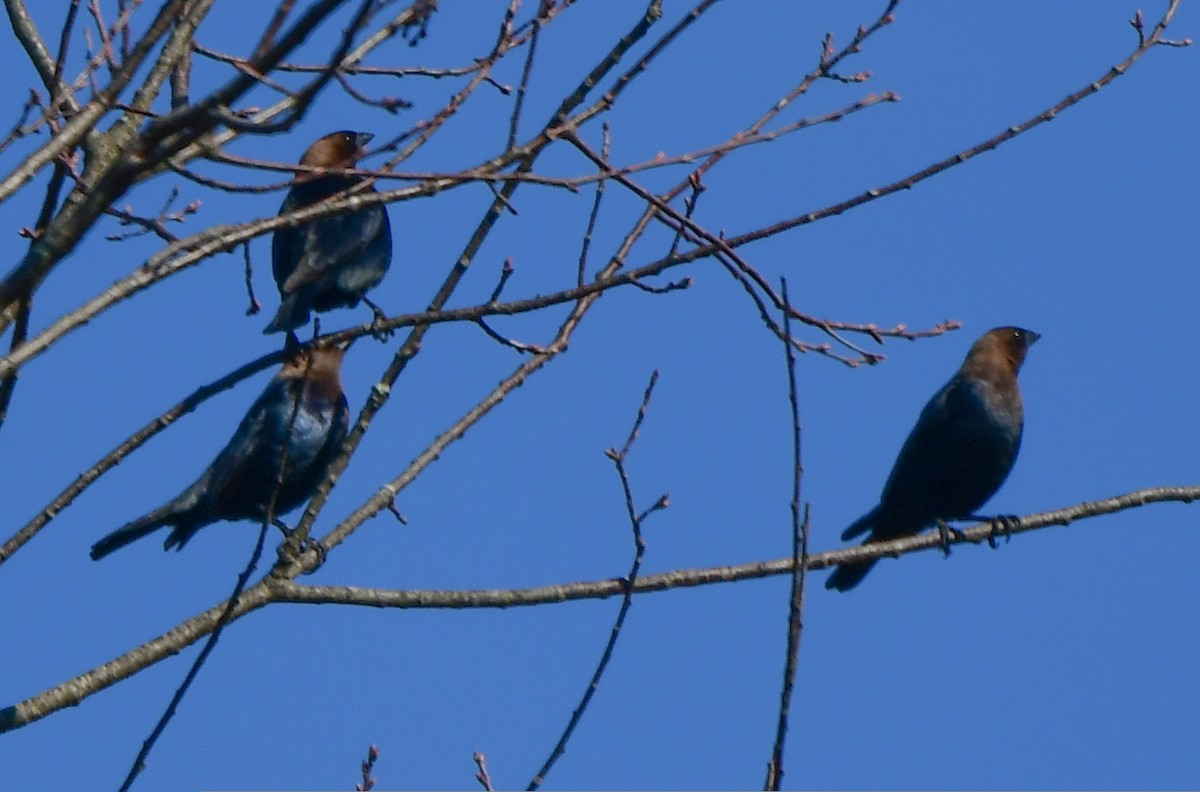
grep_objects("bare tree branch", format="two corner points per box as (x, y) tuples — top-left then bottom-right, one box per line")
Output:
(4, 485), (1195, 736)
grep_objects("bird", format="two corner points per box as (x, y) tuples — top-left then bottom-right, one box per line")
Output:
(825, 326), (1040, 592)
(264, 130), (393, 336)
(90, 344), (351, 560)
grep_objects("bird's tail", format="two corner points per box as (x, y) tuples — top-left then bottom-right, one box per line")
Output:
(90, 505), (178, 560)
(825, 507), (880, 592)
(264, 293), (310, 335)
(840, 507), (878, 541)
(824, 557), (878, 592)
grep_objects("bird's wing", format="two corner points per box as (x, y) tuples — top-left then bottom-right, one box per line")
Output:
(878, 378), (963, 512)
(320, 392), (351, 463)
(198, 380), (292, 514)
(880, 375), (1018, 520)
(271, 192), (302, 287)
(281, 204), (387, 293)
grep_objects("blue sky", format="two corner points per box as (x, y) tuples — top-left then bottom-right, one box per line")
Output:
(2, 1), (1198, 789)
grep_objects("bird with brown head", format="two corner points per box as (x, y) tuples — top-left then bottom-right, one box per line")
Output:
(90, 343), (351, 559)
(264, 131), (393, 336)
(826, 326), (1040, 591)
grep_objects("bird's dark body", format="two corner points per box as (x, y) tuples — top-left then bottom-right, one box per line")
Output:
(826, 327), (1038, 591)
(265, 131), (393, 335)
(90, 349), (349, 559)
(846, 375), (1022, 542)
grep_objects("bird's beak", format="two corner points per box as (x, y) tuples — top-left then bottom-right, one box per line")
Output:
(1025, 331), (1041, 346)
(354, 132), (375, 152)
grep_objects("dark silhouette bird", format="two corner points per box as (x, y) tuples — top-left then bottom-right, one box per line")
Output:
(264, 130), (393, 335)
(90, 344), (351, 560)
(825, 326), (1040, 592)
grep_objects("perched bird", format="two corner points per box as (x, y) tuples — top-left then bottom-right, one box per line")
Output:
(90, 344), (351, 560)
(825, 326), (1040, 592)
(264, 130), (393, 335)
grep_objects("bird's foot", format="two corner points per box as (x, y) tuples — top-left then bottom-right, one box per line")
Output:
(936, 519), (966, 557)
(298, 536), (327, 571)
(986, 514), (1019, 549)
(368, 315), (393, 341)
(273, 520), (326, 568)
(363, 298), (393, 341)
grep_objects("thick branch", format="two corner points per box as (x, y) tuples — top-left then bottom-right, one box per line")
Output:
(3, 0), (79, 113)
(0, 0), (195, 315)
(109, 0), (217, 144)
(0, 0), (190, 208)
(0, 0), (376, 318)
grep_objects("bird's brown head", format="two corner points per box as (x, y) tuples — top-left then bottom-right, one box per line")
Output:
(299, 130), (374, 169)
(280, 339), (350, 383)
(966, 326), (1040, 376)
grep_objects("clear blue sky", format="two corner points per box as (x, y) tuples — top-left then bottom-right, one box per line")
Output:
(2, 1), (1198, 789)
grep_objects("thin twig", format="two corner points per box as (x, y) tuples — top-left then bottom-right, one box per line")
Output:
(242, 241), (262, 315)
(576, 122), (611, 286)
(475, 319), (545, 354)
(384, 1), (528, 166)
(764, 278), (808, 791)
(50, 0), (83, 114)
(0, 90), (46, 157)
(103, 188), (201, 243)
(667, 170), (704, 258)
(334, 70), (412, 112)
(507, 0), (544, 150)
(356, 743), (380, 791)
(527, 370), (667, 791)
(0, 297), (31, 430)
(473, 751), (495, 791)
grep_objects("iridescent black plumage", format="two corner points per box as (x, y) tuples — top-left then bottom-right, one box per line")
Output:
(264, 131), (393, 335)
(90, 346), (350, 559)
(826, 327), (1039, 591)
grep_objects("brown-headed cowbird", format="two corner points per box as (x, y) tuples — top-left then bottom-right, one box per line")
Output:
(264, 130), (393, 335)
(90, 344), (350, 559)
(825, 326), (1039, 592)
